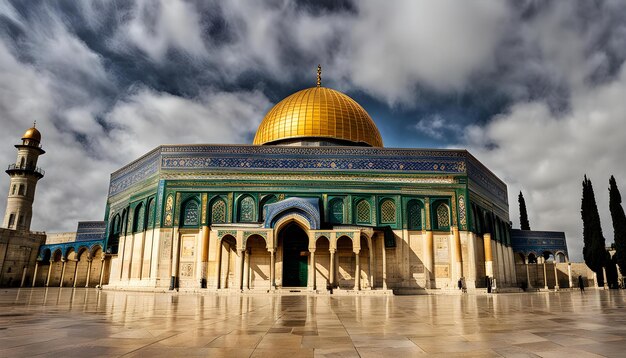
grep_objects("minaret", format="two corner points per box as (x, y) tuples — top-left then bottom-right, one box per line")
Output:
(2, 124), (45, 231)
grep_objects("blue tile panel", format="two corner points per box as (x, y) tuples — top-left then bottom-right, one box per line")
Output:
(108, 145), (507, 209)
(37, 239), (106, 260)
(76, 221), (106, 242)
(510, 229), (569, 256)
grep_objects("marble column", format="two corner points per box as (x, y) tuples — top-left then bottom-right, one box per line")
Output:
(567, 262), (573, 288)
(354, 250), (361, 291)
(483, 233), (493, 278)
(424, 231), (435, 288)
(198, 226), (209, 288)
(542, 257), (548, 290)
(85, 259), (92, 288)
(525, 257), (533, 288)
(45, 260), (53, 287)
(238, 249), (245, 291)
(20, 265), (27, 287)
(31, 262), (39, 287)
(72, 261), (79, 288)
(553, 262), (559, 290)
(215, 241), (223, 289)
(269, 249), (275, 290)
(309, 250), (316, 291)
(453, 226), (463, 281)
(603, 267), (608, 289)
(170, 231), (181, 290)
(329, 249), (336, 288)
(243, 248), (250, 290)
(98, 259), (106, 286)
(59, 259), (67, 288)
(381, 239), (387, 290)
(368, 248), (374, 290)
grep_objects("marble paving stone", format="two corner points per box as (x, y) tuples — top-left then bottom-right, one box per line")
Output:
(1, 288), (626, 357)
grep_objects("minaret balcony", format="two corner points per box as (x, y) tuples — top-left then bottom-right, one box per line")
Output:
(6, 163), (45, 178)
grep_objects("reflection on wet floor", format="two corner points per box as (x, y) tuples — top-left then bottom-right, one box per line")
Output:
(1, 288), (626, 357)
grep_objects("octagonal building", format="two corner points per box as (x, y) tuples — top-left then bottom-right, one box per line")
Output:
(102, 79), (515, 293)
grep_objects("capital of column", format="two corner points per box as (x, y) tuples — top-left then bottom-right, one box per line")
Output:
(309, 248), (316, 253)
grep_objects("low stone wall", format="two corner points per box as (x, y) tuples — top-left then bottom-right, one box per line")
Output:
(0, 228), (46, 287)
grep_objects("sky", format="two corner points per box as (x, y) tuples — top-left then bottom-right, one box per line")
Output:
(1, 0), (626, 261)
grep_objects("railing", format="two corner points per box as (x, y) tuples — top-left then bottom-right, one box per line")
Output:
(6, 163), (45, 176)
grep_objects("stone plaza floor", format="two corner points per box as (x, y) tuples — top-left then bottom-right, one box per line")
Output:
(1, 288), (626, 357)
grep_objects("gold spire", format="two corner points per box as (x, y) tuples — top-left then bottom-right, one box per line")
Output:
(316, 64), (322, 87)
(33, 120), (36, 128)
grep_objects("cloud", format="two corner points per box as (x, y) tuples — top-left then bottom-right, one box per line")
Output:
(466, 65), (626, 261)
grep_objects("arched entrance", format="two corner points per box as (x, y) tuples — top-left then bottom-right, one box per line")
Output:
(280, 222), (308, 287)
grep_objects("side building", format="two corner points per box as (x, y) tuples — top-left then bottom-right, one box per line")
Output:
(0, 126), (47, 287)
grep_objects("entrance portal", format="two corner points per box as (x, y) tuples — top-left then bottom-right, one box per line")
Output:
(281, 223), (308, 287)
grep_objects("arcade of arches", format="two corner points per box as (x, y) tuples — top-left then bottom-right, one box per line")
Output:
(31, 245), (109, 288)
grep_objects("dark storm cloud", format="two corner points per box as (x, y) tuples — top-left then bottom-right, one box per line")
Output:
(0, 0), (626, 261)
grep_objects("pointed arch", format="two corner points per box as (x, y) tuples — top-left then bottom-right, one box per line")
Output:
(237, 195), (256, 222)
(260, 195), (277, 221)
(181, 198), (200, 227)
(407, 199), (423, 230)
(355, 199), (371, 224)
(210, 197), (227, 224)
(329, 198), (344, 224)
(379, 198), (396, 224)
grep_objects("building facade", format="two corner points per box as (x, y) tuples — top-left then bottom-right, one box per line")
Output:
(103, 83), (517, 293)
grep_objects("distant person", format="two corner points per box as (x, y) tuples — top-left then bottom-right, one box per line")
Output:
(461, 277), (467, 293)
(458, 278), (462, 291)
(578, 275), (585, 292)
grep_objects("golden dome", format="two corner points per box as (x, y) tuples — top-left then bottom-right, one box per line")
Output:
(22, 126), (41, 142)
(254, 86), (383, 147)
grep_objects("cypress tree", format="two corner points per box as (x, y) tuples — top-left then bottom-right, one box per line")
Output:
(609, 175), (626, 276)
(581, 175), (607, 285)
(518, 191), (531, 230)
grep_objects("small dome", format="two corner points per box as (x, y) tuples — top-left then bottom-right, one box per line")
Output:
(254, 86), (383, 147)
(22, 126), (41, 142)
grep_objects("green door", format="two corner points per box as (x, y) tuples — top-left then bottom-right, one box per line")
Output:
(282, 224), (308, 287)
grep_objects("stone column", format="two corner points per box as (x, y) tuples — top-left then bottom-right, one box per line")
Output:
(424, 231), (435, 288)
(567, 262), (573, 288)
(329, 249), (336, 288)
(72, 261), (79, 288)
(20, 265), (28, 287)
(215, 241), (223, 289)
(309, 250), (316, 291)
(138, 230), (147, 279)
(368, 249), (374, 290)
(32, 262), (39, 287)
(199, 225), (209, 288)
(453, 226), (463, 281)
(483, 233), (493, 278)
(98, 258), (106, 286)
(59, 259), (67, 288)
(542, 257), (548, 290)
(525, 257), (532, 288)
(238, 249), (245, 291)
(244, 248), (251, 290)
(269, 249), (275, 290)
(553, 262), (559, 290)
(45, 260), (53, 287)
(354, 250), (361, 291)
(85, 259), (92, 288)
(603, 267), (608, 289)
(170, 232), (180, 290)
(381, 239), (387, 290)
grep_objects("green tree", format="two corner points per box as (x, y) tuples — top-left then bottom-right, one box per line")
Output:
(518, 191), (530, 230)
(609, 175), (626, 276)
(581, 175), (607, 285)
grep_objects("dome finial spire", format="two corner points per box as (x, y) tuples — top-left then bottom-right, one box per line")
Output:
(33, 120), (36, 128)
(316, 64), (322, 87)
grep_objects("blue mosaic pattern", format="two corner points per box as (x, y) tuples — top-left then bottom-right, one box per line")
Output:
(76, 221), (106, 242)
(108, 145), (508, 213)
(510, 229), (569, 256)
(37, 239), (105, 261)
(264, 197), (320, 230)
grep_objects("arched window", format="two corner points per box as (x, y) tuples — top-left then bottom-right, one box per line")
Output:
(380, 199), (396, 224)
(356, 200), (371, 224)
(18, 185), (24, 196)
(238, 195), (255, 222)
(329, 198), (344, 224)
(183, 201), (199, 227)
(407, 200), (422, 230)
(211, 199), (226, 224)
(8, 213), (15, 228)
(11, 185), (15, 195)
(19, 157), (25, 168)
(133, 203), (145, 232)
(435, 203), (450, 230)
